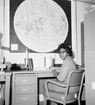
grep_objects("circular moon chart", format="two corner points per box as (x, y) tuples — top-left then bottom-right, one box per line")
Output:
(14, 0), (69, 52)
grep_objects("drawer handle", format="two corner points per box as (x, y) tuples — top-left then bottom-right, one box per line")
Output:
(21, 97), (29, 101)
(22, 80), (29, 82)
(21, 88), (29, 91)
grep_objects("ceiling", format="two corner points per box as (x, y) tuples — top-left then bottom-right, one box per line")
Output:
(75, 0), (95, 4)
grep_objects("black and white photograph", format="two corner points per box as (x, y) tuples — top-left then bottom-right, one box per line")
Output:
(0, 0), (95, 105)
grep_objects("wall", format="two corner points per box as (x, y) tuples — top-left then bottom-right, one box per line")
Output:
(75, 1), (92, 66)
(74, 2), (93, 100)
(0, 0), (4, 34)
(84, 10), (95, 105)
(0, 0), (5, 63)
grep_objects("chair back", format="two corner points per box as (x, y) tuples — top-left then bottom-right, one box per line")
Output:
(68, 70), (84, 87)
(66, 69), (84, 98)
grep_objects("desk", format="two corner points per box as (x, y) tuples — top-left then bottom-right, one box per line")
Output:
(0, 72), (11, 105)
(12, 70), (54, 105)
(35, 70), (54, 77)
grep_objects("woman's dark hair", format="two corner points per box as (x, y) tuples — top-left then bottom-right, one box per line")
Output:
(57, 43), (73, 56)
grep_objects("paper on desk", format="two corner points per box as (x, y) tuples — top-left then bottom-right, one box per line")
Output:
(33, 57), (45, 70)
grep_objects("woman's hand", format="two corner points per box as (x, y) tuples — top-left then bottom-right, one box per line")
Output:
(49, 66), (59, 77)
(51, 70), (58, 77)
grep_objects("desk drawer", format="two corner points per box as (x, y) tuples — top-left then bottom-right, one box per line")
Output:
(15, 94), (36, 103)
(15, 75), (36, 85)
(15, 103), (36, 105)
(15, 85), (35, 94)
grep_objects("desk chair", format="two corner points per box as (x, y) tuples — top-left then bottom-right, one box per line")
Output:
(44, 69), (84, 105)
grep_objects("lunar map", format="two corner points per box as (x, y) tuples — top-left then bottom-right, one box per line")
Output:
(14, 0), (69, 52)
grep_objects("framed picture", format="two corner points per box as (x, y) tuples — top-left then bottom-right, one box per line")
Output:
(10, 0), (71, 53)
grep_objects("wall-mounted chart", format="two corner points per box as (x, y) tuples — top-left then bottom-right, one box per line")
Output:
(10, 0), (71, 53)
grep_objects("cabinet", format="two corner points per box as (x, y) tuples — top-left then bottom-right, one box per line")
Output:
(12, 72), (37, 105)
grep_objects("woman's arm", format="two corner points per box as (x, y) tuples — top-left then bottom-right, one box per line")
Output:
(57, 61), (70, 82)
(56, 57), (77, 82)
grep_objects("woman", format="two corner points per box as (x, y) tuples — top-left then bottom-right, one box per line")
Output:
(47, 43), (77, 92)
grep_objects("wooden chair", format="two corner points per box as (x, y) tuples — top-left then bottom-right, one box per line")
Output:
(43, 69), (85, 105)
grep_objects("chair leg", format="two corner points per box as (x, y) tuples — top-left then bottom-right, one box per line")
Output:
(78, 99), (81, 105)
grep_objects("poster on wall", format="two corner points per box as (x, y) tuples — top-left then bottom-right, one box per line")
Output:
(10, 0), (71, 53)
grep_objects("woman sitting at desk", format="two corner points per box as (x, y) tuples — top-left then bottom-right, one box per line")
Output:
(46, 43), (77, 92)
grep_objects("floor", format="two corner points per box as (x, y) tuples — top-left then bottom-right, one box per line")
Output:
(39, 100), (86, 105)
(68, 101), (86, 105)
